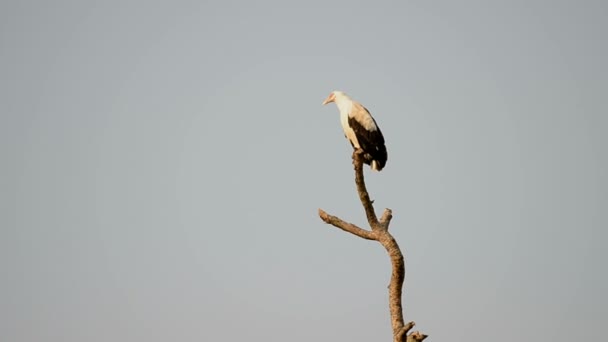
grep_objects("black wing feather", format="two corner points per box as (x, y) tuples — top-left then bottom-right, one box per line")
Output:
(348, 112), (388, 170)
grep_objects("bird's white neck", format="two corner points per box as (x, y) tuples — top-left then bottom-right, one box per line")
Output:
(334, 95), (353, 117)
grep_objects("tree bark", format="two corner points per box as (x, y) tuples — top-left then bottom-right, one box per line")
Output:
(318, 150), (427, 342)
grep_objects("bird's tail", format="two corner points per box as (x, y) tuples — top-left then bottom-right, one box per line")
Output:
(371, 160), (381, 172)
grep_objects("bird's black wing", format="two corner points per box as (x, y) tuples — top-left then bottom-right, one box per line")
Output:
(348, 106), (388, 170)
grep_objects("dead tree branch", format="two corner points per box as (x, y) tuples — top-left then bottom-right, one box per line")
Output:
(318, 209), (377, 240)
(318, 150), (427, 342)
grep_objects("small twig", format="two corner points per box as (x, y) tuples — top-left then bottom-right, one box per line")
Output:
(396, 321), (415, 342)
(379, 208), (393, 231)
(406, 331), (428, 342)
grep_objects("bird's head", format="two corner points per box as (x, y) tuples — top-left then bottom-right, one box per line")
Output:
(322, 90), (346, 105)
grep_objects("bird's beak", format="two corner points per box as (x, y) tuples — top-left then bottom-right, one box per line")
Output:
(322, 95), (333, 105)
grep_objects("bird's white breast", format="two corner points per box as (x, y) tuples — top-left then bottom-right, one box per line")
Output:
(337, 101), (360, 148)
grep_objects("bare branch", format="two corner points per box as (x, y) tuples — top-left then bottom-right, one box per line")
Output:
(318, 209), (377, 240)
(377, 232), (406, 340)
(318, 151), (427, 341)
(353, 150), (380, 230)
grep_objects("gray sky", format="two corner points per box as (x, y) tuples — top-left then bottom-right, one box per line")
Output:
(1, 1), (607, 341)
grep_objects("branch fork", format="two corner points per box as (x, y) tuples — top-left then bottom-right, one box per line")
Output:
(319, 149), (427, 342)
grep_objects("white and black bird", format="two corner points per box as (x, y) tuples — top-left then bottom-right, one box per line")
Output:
(322, 91), (388, 171)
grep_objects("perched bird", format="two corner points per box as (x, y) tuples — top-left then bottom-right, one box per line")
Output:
(322, 91), (388, 171)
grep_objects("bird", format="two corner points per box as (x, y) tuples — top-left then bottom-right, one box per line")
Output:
(322, 90), (388, 171)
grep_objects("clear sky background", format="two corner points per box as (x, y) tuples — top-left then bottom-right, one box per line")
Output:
(1, 1), (606, 341)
